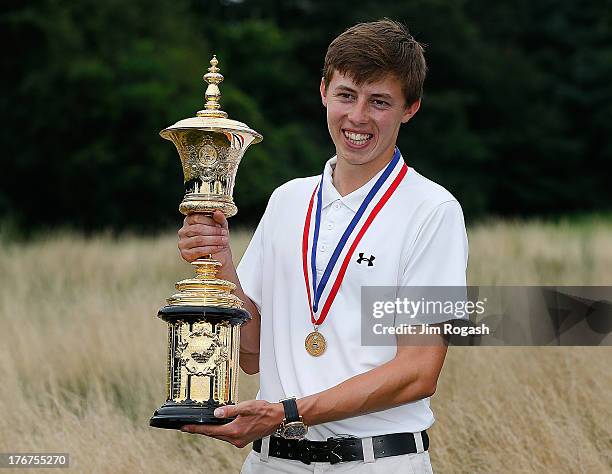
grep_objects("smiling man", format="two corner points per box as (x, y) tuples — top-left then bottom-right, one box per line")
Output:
(177, 19), (468, 473)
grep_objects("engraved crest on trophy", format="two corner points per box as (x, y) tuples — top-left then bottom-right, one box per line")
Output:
(175, 326), (229, 377)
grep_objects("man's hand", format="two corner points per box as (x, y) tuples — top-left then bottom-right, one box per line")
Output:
(177, 210), (231, 266)
(178, 210), (262, 374)
(181, 400), (285, 448)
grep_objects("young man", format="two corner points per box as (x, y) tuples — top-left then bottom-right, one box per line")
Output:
(178, 19), (468, 473)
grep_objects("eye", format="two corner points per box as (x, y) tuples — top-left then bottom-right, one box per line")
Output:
(372, 99), (390, 108)
(336, 92), (355, 101)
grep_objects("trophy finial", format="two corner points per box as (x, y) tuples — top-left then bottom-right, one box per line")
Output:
(209, 55), (220, 73)
(198, 54), (228, 118)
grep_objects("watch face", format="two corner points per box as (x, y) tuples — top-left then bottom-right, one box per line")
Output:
(282, 422), (307, 439)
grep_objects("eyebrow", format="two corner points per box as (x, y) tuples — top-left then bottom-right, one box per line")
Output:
(371, 93), (393, 101)
(334, 85), (393, 101)
(335, 85), (358, 94)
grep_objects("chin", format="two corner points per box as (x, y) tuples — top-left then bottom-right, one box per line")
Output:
(339, 148), (377, 166)
(344, 156), (372, 166)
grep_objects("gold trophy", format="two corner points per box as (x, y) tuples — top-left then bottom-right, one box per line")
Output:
(150, 56), (262, 429)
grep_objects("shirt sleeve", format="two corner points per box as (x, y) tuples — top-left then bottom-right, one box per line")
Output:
(396, 200), (469, 325)
(236, 191), (277, 312)
(401, 200), (468, 287)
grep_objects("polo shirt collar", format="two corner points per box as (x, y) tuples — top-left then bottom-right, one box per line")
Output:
(320, 155), (399, 213)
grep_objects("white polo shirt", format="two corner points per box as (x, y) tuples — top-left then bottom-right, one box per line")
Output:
(237, 152), (468, 441)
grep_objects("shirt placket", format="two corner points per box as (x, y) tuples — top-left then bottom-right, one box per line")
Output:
(316, 199), (347, 277)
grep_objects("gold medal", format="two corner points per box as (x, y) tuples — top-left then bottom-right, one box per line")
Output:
(305, 329), (326, 357)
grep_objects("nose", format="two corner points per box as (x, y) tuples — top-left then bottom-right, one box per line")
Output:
(347, 99), (369, 124)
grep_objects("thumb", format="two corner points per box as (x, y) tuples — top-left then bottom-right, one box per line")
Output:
(214, 404), (237, 418)
(214, 401), (253, 418)
(212, 210), (229, 230)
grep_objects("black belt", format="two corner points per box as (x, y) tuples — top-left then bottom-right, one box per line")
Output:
(252, 432), (428, 465)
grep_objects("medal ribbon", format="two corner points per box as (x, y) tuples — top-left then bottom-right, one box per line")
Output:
(301, 149), (408, 326)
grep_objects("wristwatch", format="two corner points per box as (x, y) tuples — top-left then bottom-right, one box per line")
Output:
(277, 397), (308, 439)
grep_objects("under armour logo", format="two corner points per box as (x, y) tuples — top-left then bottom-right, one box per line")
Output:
(356, 253), (375, 266)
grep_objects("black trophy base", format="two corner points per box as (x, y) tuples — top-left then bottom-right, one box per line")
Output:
(150, 403), (236, 430)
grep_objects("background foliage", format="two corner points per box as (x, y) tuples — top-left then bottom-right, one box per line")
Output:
(2, 0), (611, 231)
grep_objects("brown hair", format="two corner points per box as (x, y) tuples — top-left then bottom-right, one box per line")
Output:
(323, 19), (427, 106)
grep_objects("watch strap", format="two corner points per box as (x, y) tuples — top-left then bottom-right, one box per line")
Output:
(281, 397), (299, 423)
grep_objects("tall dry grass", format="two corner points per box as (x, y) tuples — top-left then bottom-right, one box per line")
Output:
(0, 219), (610, 473)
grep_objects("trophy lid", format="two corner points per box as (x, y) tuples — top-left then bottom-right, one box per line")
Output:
(160, 55), (263, 143)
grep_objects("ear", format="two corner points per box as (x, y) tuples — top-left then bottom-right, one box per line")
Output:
(401, 99), (421, 123)
(320, 78), (327, 107)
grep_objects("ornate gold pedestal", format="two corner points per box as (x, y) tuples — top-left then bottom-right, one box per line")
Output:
(150, 56), (262, 430)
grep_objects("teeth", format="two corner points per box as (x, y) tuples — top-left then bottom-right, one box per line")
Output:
(343, 130), (372, 143)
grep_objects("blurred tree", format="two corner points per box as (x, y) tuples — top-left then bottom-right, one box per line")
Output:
(1, 0), (610, 232)
(1, 0), (209, 231)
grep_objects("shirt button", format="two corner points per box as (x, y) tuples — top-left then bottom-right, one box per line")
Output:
(327, 223), (334, 230)
(333, 203), (341, 210)
(320, 244), (327, 252)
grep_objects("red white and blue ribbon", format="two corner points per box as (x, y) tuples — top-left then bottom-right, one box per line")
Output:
(301, 148), (408, 326)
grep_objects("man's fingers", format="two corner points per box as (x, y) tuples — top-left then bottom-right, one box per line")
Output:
(181, 422), (239, 438)
(181, 424), (218, 435)
(212, 210), (229, 229)
(179, 235), (228, 250)
(214, 404), (236, 418)
(184, 211), (227, 228)
(184, 213), (218, 226)
(182, 246), (226, 261)
(181, 424), (204, 434)
(215, 401), (253, 419)
(181, 424), (234, 440)
(181, 224), (228, 238)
